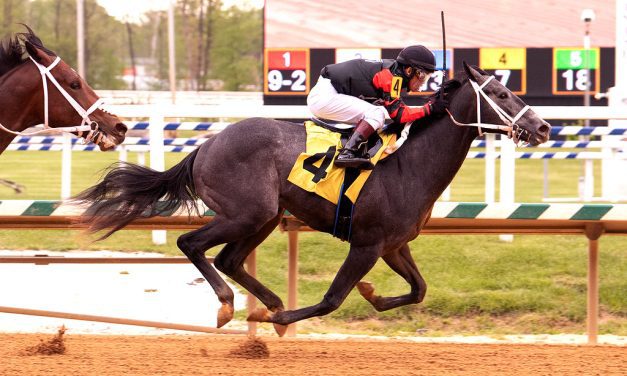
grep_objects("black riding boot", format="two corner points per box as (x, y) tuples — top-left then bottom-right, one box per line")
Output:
(334, 119), (376, 170)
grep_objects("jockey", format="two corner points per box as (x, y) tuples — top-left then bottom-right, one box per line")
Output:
(307, 45), (449, 169)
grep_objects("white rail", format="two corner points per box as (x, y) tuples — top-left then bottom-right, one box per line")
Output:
(99, 104), (627, 121)
(7, 105), (627, 205)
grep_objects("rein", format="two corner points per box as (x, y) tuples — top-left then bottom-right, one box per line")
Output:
(385, 75), (532, 154)
(446, 76), (532, 145)
(0, 56), (107, 145)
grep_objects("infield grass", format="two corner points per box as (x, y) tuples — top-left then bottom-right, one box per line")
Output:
(0, 149), (624, 336)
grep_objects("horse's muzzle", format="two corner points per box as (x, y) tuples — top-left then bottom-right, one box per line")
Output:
(96, 123), (127, 151)
(533, 120), (551, 145)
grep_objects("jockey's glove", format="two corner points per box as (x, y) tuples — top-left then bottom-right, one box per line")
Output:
(383, 98), (401, 114)
(427, 97), (449, 117)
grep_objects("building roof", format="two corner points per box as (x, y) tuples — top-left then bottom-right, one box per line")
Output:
(265, 0), (616, 49)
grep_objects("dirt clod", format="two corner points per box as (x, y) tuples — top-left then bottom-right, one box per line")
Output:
(228, 336), (269, 359)
(22, 326), (66, 356)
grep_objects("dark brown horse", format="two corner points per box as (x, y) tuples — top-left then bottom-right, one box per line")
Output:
(75, 63), (550, 336)
(0, 26), (127, 154)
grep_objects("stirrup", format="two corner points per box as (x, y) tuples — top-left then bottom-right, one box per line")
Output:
(334, 152), (374, 170)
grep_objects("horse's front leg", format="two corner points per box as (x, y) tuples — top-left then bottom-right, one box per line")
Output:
(248, 243), (381, 331)
(356, 242), (427, 311)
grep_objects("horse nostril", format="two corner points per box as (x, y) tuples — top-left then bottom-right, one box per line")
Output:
(538, 122), (551, 137)
(115, 123), (128, 135)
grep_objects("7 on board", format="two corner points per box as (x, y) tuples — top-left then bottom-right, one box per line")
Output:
(479, 47), (526, 94)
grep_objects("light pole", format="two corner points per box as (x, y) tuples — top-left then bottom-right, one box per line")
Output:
(581, 9), (595, 122)
(580, 8), (595, 201)
(168, 0), (176, 104)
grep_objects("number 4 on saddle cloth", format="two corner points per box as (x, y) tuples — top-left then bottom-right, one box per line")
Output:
(287, 119), (397, 241)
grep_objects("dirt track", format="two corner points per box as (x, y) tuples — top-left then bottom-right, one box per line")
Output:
(1, 333), (625, 375)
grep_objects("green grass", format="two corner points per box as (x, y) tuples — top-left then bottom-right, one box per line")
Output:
(0, 149), (625, 336)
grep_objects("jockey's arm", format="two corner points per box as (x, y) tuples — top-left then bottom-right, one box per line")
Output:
(372, 69), (431, 124)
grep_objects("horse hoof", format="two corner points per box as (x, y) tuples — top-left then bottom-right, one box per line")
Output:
(247, 307), (272, 322)
(217, 302), (234, 328)
(356, 281), (375, 300)
(273, 323), (288, 337)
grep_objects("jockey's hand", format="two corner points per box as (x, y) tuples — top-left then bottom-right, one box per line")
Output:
(383, 98), (402, 114)
(371, 98), (385, 106)
(428, 97), (449, 117)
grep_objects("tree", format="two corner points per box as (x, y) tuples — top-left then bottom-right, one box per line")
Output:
(209, 6), (262, 90)
(126, 21), (137, 90)
(2, 0), (264, 91)
(11, 0), (126, 89)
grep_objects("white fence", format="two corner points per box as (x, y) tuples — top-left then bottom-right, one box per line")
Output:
(6, 104), (627, 205)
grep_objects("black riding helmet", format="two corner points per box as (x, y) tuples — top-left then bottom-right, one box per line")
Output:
(396, 45), (436, 73)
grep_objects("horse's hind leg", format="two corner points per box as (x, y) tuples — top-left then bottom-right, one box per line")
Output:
(213, 213), (285, 312)
(248, 243), (380, 326)
(356, 243), (427, 311)
(177, 214), (275, 328)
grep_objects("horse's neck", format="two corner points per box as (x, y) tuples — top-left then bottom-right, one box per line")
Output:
(394, 107), (477, 205)
(0, 67), (41, 154)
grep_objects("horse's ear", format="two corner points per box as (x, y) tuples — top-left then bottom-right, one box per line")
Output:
(24, 40), (52, 65)
(462, 61), (482, 82)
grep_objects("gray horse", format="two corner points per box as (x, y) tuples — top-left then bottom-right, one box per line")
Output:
(75, 63), (551, 335)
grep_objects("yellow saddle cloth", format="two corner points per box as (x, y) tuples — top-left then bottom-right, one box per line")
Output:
(287, 121), (396, 204)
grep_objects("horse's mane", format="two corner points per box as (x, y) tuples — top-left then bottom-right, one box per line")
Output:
(0, 25), (55, 78)
(384, 66), (488, 133)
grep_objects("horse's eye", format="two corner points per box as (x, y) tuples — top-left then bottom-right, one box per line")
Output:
(498, 92), (508, 99)
(70, 81), (81, 90)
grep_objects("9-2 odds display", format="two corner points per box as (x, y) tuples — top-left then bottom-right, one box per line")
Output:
(264, 48), (310, 95)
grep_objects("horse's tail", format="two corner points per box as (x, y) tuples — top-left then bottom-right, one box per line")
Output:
(73, 148), (200, 240)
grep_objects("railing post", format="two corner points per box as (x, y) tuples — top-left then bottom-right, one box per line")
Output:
(585, 223), (604, 345)
(118, 144), (128, 163)
(60, 133), (72, 199)
(149, 110), (167, 245)
(246, 249), (257, 336)
(499, 134), (515, 241)
(543, 159), (549, 199)
(485, 133), (496, 203)
(287, 230), (299, 337)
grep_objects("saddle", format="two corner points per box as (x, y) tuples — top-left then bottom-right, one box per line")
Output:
(304, 118), (398, 241)
(309, 117), (385, 158)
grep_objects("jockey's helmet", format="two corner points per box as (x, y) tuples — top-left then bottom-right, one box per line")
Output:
(396, 45), (436, 73)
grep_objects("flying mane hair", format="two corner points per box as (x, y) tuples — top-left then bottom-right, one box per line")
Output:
(0, 24), (55, 78)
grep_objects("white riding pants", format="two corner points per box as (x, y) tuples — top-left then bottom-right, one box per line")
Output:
(307, 77), (387, 130)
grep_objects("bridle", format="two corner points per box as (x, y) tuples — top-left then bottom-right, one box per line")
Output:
(384, 75), (533, 155)
(446, 75), (532, 145)
(0, 56), (108, 145)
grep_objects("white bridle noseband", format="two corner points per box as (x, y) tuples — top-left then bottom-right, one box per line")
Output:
(447, 76), (532, 144)
(0, 56), (108, 145)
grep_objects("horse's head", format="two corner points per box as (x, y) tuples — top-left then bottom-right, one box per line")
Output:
(7, 27), (127, 150)
(450, 62), (551, 146)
